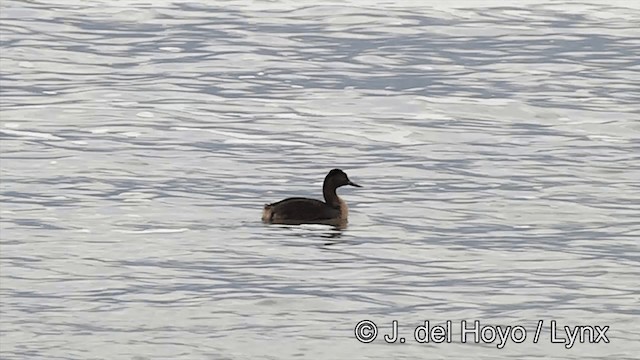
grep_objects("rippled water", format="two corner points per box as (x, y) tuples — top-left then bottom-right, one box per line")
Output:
(1, 0), (639, 359)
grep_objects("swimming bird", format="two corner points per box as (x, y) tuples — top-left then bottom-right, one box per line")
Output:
(262, 169), (361, 226)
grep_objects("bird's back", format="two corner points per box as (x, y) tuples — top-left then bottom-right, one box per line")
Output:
(262, 197), (341, 224)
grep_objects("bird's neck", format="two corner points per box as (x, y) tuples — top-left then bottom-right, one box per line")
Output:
(323, 185), (341, 208)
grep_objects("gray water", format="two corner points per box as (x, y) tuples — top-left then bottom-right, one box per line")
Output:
(1, 0), (639, 359)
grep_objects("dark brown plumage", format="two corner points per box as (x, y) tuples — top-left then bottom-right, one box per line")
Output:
(262, 169), (361, 226)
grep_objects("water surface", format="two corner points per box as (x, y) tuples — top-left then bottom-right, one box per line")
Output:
(1, 0), (639, 359)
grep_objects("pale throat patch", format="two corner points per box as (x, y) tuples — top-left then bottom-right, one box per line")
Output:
(338, 196), (349, 220)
